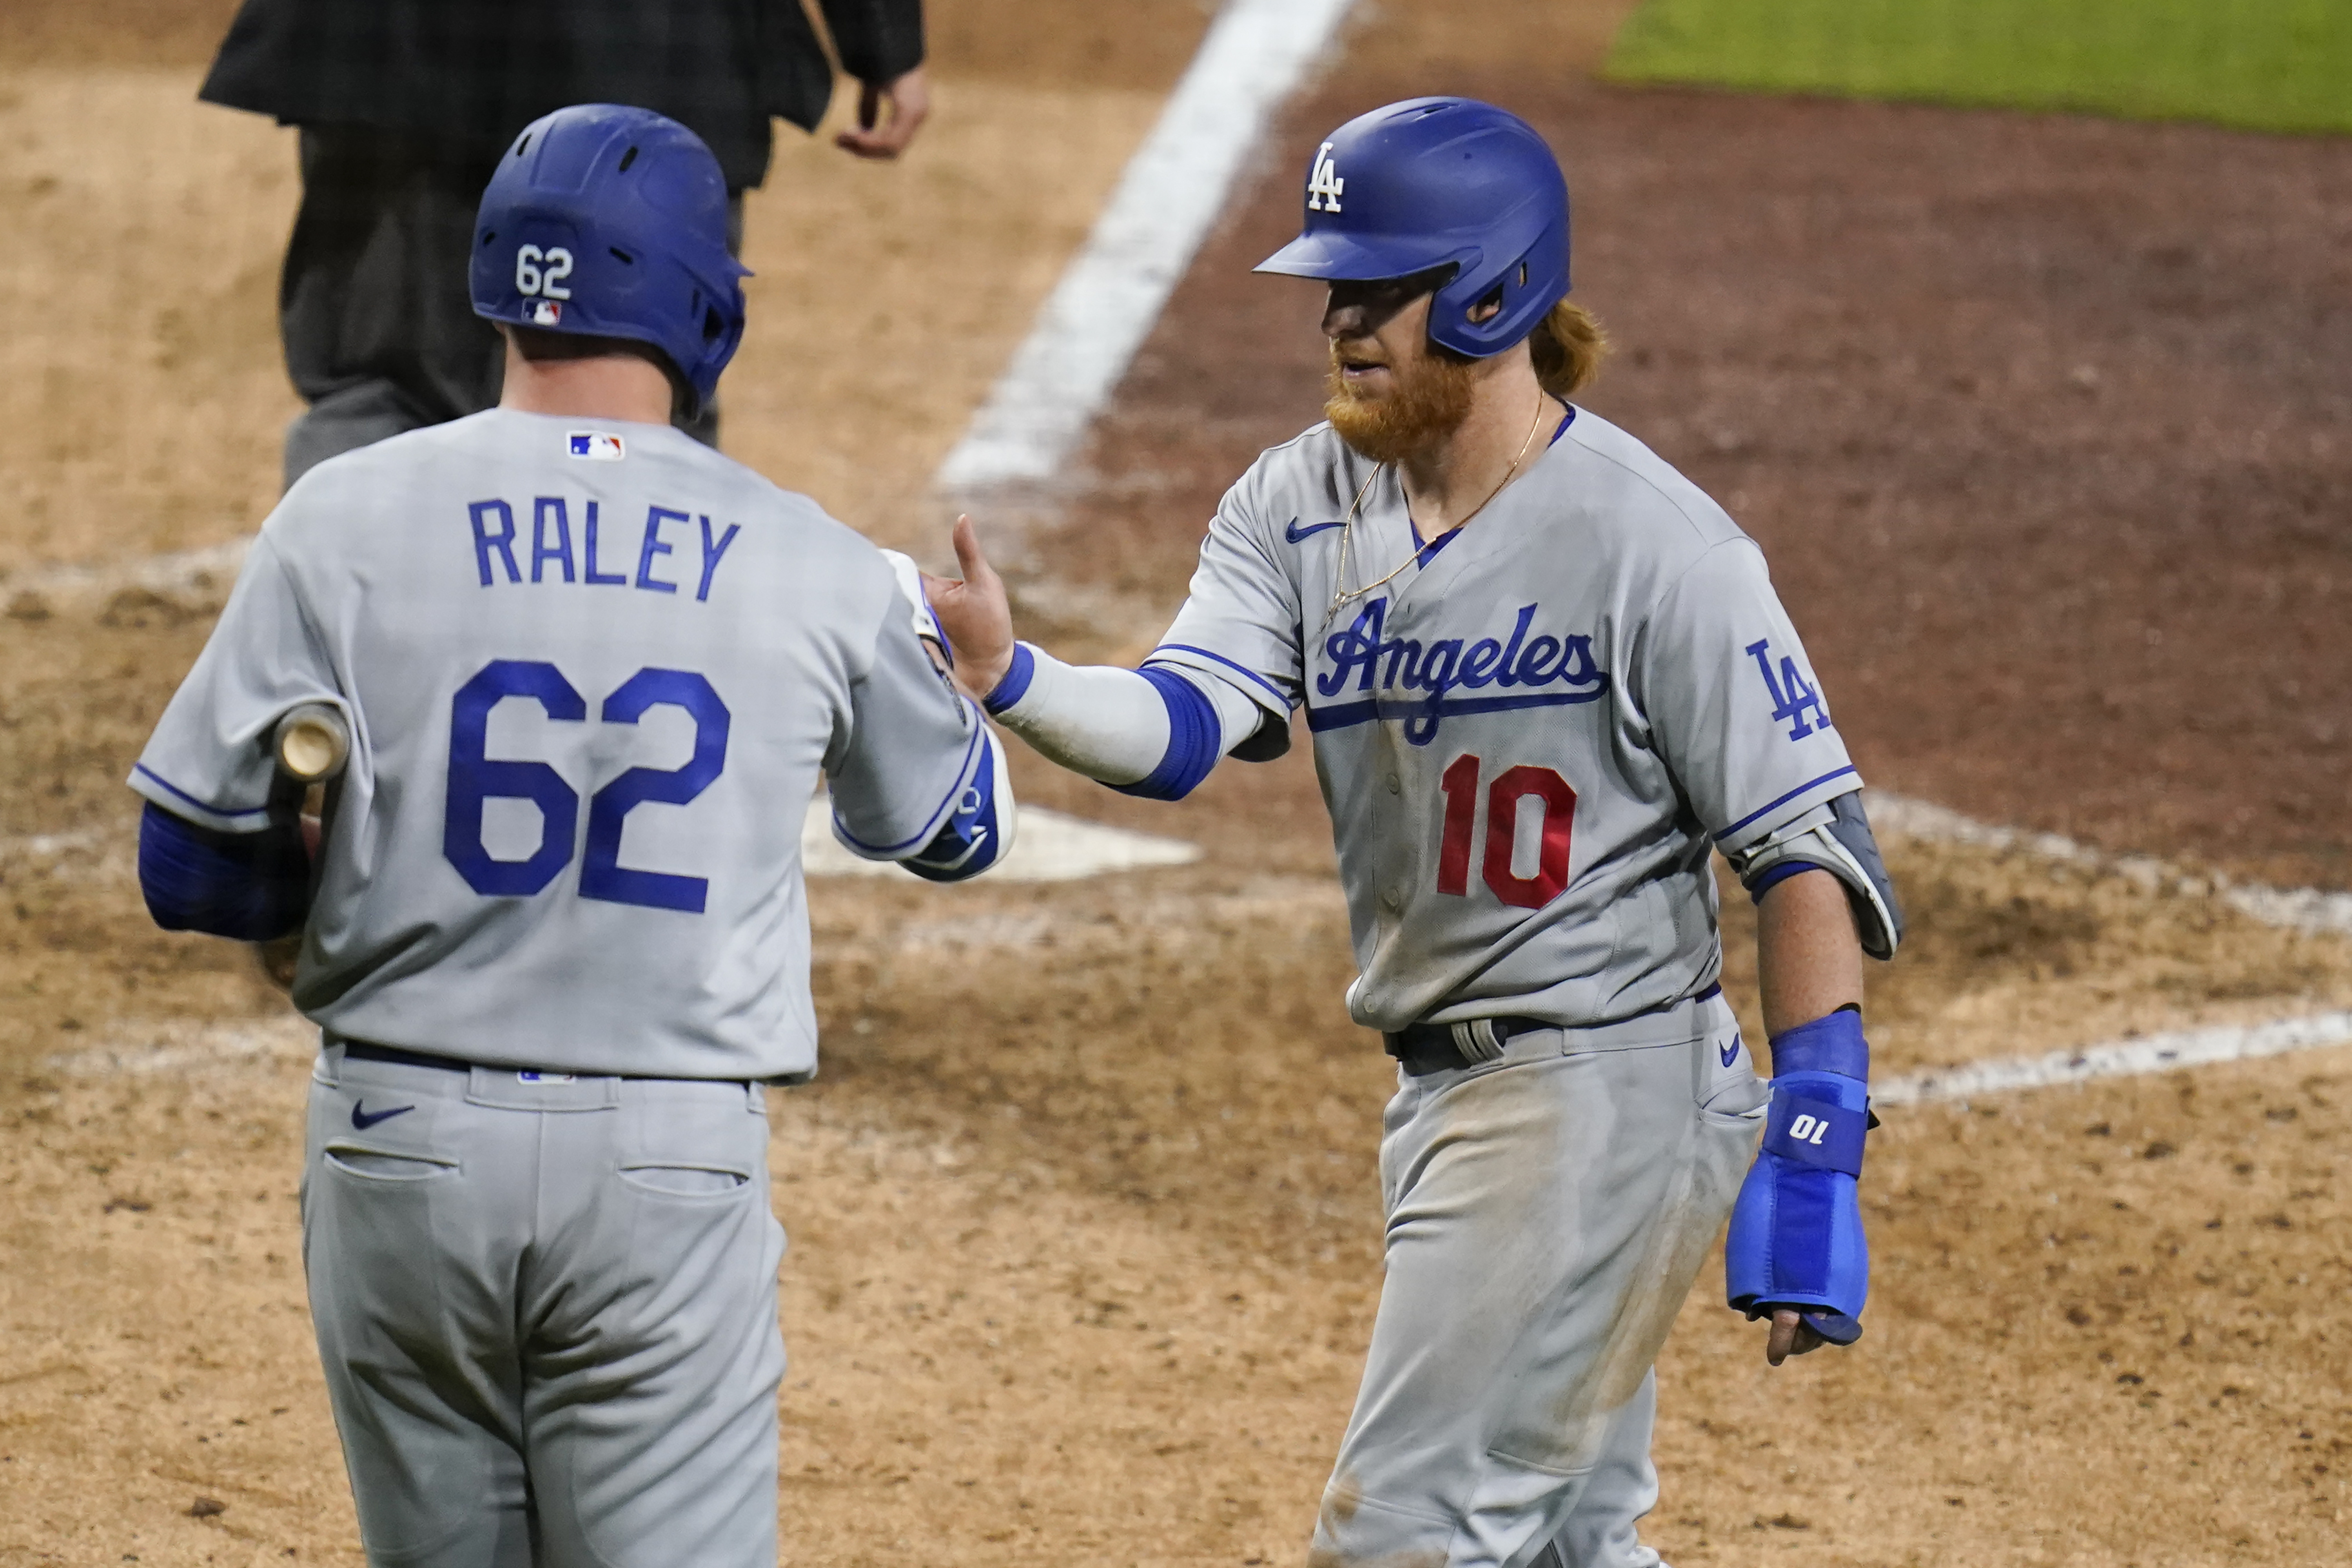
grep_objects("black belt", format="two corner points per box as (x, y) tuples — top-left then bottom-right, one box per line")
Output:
(1383, 1016), (1550, 1076)
(1383, 984), (1724, 1077)
(339, 1041), (753, 1087)
(343, 1042), (473, 1073)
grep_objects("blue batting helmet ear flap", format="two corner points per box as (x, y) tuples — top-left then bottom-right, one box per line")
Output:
(1255, 97), (1570, 359)
(470, 104), (751, 414)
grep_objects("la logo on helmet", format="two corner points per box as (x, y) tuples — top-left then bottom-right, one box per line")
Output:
(1307, 141), (1344, 212)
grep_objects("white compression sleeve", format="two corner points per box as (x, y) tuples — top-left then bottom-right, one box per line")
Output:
(987, 644), (1265, 788)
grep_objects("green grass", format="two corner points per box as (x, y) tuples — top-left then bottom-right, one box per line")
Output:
(1604, 0), (2352, 136)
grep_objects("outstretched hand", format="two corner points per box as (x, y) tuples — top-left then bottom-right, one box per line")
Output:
(920, 516), (1016, 702)
(1766, 1308), (1827, 1366)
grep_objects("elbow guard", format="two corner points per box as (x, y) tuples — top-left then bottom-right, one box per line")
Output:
(1731, 791), (1903, 959)
(902, 729), (1017, 882)
(1227, 707), (1292, 763)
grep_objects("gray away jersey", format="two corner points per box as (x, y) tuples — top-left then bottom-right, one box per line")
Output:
(1151, 409), (1859, 1033)
(132, 410), (988, 1080)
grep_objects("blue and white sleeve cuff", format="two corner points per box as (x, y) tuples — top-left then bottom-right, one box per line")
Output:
(983, 644), (1037, 715)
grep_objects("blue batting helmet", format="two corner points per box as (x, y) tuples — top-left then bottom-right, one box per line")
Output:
(1255, 98), (1570, 359)
(470, 104), (750, 412)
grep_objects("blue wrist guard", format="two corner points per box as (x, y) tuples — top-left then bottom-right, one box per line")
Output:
(1725, 1007), (1873, 1346)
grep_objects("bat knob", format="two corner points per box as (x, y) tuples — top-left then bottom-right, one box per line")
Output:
(274, 703), (350, 783)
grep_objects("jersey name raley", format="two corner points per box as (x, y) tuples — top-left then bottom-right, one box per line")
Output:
(1312, 596), (1611, 745)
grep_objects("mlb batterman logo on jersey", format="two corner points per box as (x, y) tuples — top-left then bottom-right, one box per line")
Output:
(568, 432), (625, 461)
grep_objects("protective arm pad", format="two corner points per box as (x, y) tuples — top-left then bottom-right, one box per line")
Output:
(1730, 791), (1904, 960)
(1725, 1007), (1873, 1346)
(137, 801), (310, 941)
(900, 728), (1017, 882)
(983, 643), (1263, 800)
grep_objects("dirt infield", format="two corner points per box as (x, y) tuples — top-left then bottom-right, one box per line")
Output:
(2, 0), (2348, 1564)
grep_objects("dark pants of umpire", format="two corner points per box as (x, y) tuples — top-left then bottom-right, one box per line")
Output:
(279, 125), (740, 490)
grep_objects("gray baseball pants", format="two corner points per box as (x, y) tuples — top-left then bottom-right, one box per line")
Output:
(301, 1044), (786, 1568)
(1311, 993), (1768, 1568)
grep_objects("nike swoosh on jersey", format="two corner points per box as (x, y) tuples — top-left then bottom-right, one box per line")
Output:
(350, 1101), (415, 1130)
(1719, 1039), (1741, 1068)
(1284, 517), (1345, 543)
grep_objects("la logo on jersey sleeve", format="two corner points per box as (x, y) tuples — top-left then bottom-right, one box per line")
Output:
(1745, 637), (1833, 740)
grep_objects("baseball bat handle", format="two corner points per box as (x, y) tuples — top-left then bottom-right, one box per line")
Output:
(274, 702), (350, 784)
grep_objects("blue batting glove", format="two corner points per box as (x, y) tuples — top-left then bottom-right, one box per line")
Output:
(1725, 1007), (1873, 1346)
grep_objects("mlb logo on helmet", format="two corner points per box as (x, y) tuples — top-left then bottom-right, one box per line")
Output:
(530, 299), (563, 325)
(567, 432), (624, 460)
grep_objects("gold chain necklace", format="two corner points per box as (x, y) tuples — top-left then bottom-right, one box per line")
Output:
(1320, 391), (1551, 635)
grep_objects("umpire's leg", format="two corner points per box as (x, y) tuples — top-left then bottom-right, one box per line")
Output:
(278, 126), (506, 488)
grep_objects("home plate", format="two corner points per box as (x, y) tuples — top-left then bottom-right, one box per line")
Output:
(800, 798), (1201, 882)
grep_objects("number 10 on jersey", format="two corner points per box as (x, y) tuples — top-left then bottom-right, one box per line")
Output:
(1436, 755), (1577, 909)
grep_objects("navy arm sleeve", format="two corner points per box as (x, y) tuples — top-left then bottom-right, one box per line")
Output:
(138, 802), (310, 942)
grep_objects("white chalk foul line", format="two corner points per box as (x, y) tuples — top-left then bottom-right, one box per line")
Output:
(11, 536), (251, 608)
(1874, 1011), (2352, 1106)
(1866, 790), (2352, 1102)
(0, 827), (105, 859)
(45, 1015), (316, 1078)
(1869, 789), (2352, 940)
(935, 0), (1357, 488)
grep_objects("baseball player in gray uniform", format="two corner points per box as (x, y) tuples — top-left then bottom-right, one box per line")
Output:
(924, 99), (1901, 1567)
(129, 105), (1012, 1566)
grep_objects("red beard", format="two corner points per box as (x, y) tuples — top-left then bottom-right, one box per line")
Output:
(1324, 344), (1481, 464)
